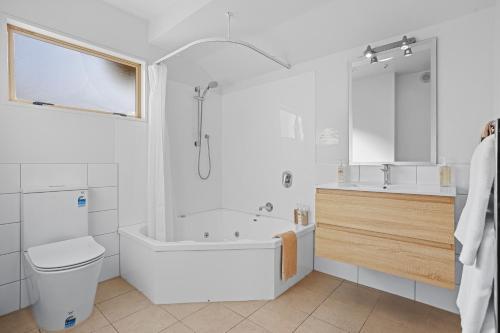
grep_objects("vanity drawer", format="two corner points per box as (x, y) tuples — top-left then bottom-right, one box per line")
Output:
(316, 189), (454, 245)
(315, 226), (455, 289)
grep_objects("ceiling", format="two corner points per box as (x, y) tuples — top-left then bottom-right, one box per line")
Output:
(102, 0), (495, 86)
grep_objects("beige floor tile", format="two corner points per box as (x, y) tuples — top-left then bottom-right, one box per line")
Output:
(0, 308), (38, 333)
(94, 325), (118, 333)
(274, 284), (329, 314)
(295, 316), (346, 333)
(96, 290), (152, 323)
(222, 300), (268, 317)
(370, 293), (430, 329)
(249, 300), (309, 333)
(360, 314), (417, 333)
(40, 307), (109, 333)
(297, 271), (343, 296)
(161, 302), (209, 320)
(182, 303), (243, 333)
(160, 322), (194, 333)
(228, 320), (269, 332)
(113, 305), (177, 333)
(312, 282), (380, 332)
(424, 308), (461, 333)
(95, 278), (135, 304)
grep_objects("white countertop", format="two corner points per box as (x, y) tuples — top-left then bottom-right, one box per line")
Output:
(316, 182), (456, 197)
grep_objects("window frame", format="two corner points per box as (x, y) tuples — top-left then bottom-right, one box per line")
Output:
(7, 23), (143, 118)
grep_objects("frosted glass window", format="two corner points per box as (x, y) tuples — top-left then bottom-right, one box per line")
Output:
(8, 24), (141, 118)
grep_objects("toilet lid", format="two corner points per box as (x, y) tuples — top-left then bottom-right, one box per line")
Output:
(27, 236), (105, 270)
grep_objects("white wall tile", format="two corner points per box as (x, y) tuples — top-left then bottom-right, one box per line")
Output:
(88, 164), (118, 187)
(415, 282), (459, 314)
(99, 255), (119, 282)
(0, 252), (20, 285)
(88, 187), (117, 212)
(0, 194), (20, 224)
(21, 164), (87, 189)
(416, 166), (439, 185)
(452, 164), (470, 195)
(94, 232), (119, 257)
(358, 267), (415, 299)
(315, 164), (359, 184)
(454, 195), (467, 227)
(359, 166), (384, 183)
(455, 255), (463, 285)
(20, 279), (31, 309)
(349, 165), (360, 182)
(390, 166), (417, 184)
(314, 256), (357, 282)
(0, 223), (20, 255)
(89, 210), (118, 236)
(20, 252), (27, 280)
(0, 281), (20, 315)
(0, 164), (20, 194)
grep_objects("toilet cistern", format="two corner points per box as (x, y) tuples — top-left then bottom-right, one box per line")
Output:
(259, 202), (273, 212)
(380, 164), (391, 188)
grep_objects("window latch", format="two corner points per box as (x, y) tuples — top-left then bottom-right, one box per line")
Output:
(33, 101), (54, 106)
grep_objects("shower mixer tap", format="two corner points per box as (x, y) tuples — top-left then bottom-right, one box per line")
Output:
(259, 202), (274, 212)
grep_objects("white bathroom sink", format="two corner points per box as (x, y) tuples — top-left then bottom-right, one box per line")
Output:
(317, 182), (456, 197)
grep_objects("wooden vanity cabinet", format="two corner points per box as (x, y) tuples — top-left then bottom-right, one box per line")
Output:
(315, 189), (455, 289)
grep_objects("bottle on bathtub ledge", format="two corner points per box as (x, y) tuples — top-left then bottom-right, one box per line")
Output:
(294, 204), (309, 226)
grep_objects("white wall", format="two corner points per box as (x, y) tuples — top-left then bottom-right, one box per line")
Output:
(0, 0), (163, 62)
(221, 8), (495, 312)
(222, 72), (315, 221)
(166, 81), (222, 216)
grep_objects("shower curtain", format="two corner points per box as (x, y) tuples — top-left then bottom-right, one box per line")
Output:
(146, 63), (175, 242)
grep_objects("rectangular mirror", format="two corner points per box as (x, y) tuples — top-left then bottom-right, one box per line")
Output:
(349, 38), (436, 165)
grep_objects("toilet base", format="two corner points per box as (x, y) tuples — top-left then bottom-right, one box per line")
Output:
(24, 254), (103, 331)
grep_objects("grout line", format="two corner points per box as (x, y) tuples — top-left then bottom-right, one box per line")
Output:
(165, 302), (210, 322)
(358, 290), (382, 332)
(292, 278), (345, 332)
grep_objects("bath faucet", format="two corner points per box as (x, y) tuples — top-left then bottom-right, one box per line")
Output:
(380, 164), (391, 187)
(259, 202), (273, 212)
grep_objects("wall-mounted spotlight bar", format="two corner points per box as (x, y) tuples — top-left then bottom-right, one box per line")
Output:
(363, 35), (416, 63)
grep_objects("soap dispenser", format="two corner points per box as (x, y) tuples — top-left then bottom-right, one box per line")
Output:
(439, 157), (451, 187)
(337, 161), (345, 183)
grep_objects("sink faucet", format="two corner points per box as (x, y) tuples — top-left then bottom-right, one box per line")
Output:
(380, 164), (391, 187)
(259, 202), (273, 212)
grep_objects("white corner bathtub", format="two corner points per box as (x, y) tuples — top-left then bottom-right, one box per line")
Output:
(119, 209), (315, 304)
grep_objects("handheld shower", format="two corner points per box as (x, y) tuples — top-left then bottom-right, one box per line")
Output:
(202, 81), (218, 98)
(194, 81), (218, 180)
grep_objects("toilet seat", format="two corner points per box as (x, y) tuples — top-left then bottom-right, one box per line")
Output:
(26, 236), (105, 272)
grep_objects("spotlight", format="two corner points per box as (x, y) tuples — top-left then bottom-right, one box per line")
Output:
(364, 45), (374, 58)
(401, 36), (410, 50)
(370, 56), (378, 64)
(404, 48), (413, 57)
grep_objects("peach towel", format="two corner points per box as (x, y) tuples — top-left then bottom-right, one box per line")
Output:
(275, 231), (297, 281)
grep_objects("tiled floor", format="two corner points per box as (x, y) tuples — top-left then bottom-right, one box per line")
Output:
(0, 271), (461, 333)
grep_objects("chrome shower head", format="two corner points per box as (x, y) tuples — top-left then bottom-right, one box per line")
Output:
(202, 81), (218, 98)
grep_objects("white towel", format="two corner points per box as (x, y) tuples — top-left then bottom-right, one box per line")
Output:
(455, 134), (495, 265)
(457, 221), (496, 333)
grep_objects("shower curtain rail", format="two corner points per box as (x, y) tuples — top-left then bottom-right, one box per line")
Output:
(154, 37), (292, 69)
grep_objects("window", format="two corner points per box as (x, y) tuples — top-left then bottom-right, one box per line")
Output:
(8, 24), (142, 118)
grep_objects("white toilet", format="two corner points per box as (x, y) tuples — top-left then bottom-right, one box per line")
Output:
(22, 186), (105, 331)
